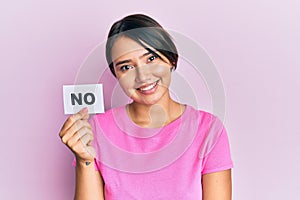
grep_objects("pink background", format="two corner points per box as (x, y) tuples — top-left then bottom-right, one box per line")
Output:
(1, 0), (299, 199)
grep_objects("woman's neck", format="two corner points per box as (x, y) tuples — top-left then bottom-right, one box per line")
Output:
(127, 99), (185, 128)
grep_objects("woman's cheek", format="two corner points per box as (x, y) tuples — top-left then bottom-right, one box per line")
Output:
(152, 64), (171, 75)
(118, 71), (136, 97)
(152, 64), (172, 87)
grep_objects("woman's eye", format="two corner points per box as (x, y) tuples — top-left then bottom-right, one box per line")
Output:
(147, 55), (157, 62)
(120, 65), (133, 72)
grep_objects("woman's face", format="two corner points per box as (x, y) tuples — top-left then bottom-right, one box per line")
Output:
(111, 36), (173, 105)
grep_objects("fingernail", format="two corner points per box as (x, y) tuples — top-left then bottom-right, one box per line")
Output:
(81, 107), (88, 113)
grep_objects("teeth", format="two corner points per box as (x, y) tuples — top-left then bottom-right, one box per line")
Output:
(139, 81), (157, 91)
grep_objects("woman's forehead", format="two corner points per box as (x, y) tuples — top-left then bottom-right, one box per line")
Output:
(111, 37), (145, 61)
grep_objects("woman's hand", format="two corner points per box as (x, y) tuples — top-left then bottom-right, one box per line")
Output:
(59, 108), (95, 164)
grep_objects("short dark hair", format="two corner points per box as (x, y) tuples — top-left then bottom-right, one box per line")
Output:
(105, 14), (178, 77)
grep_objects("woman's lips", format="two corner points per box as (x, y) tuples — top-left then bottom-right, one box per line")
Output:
(137, 80), (159, 94)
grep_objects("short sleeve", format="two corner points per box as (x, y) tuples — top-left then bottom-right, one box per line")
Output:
(201, 120), (233, 175)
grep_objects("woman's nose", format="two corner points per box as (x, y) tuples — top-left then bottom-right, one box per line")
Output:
(135, 64), (151, 83)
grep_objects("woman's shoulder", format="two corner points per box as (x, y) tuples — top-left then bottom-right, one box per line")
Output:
(185, 104), (218, 121)
(185, 105), (225, 134)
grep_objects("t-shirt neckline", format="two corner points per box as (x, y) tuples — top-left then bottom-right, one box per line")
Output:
(112, 104), (190, 138)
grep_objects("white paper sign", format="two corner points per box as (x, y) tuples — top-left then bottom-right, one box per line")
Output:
(63, 84), (104, 114)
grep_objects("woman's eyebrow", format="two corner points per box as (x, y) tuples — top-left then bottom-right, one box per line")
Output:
(115, 50), (160, 67)
(139, 51), (152, 59)
(144, 48), (162, 60)
(115, 59), (131, 66)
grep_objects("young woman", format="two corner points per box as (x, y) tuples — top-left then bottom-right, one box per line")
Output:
(59, 14), (233, 200)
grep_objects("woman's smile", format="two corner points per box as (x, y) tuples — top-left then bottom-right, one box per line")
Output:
(136, 80), (159, 94)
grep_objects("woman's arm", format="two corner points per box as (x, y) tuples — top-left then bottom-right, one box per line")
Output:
(74, 159), (105, 200)
(202, 169), (232, 200)
(59, 108), (105, 199)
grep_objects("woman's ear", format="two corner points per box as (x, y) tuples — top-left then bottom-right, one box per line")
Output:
(171, 62), (176, 72)
(170, 62), (176, 72)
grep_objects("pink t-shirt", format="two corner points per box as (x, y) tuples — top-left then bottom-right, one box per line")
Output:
(76, 105), (233, 199)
